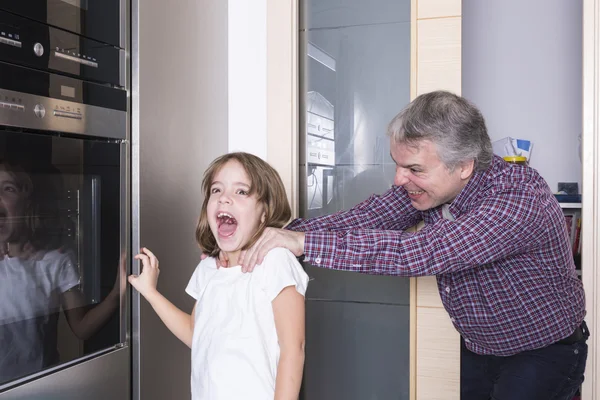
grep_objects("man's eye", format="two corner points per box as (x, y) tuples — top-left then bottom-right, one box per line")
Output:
(3, 185), (17, 193)
(410, 169), (421, 174)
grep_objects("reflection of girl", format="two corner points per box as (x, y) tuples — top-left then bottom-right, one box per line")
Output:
(0, 161), (120, 384)
(129, 153), (308, 400)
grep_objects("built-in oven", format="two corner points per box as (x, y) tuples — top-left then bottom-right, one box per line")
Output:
(0, 61), (129, 398)
(0, 0), (126, 49)
(0, 10), (125, 87)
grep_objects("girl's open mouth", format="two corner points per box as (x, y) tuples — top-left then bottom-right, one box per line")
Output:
(216, 212), (238, 238)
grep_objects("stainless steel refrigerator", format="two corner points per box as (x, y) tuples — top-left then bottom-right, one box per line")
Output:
(299, 1), (413, 398)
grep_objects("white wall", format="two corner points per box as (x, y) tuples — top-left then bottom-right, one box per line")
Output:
(228, 0), (268, 158)
(462, 0), (583, 193)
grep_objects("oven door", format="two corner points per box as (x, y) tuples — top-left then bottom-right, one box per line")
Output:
(0, 61), (128, 399)
(0, 128), (128, 392)
(0, 0), (125, 48)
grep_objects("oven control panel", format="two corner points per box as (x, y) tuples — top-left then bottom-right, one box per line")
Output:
(0, 88), (125, 140)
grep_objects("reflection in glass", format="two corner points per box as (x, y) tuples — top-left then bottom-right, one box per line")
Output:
(299, 1), (412, 398)
(0, 132), (122, 387)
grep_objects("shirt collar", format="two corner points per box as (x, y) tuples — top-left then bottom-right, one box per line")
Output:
(445, 155), (502, 219)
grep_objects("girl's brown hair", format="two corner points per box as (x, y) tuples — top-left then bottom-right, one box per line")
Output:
(195, 152), (291, 257)
(0, 161), (68, 251)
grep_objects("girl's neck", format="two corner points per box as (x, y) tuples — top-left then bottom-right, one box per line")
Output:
(222, 250), (240, 268)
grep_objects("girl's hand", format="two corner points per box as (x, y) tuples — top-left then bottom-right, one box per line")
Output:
(128, 247), (160, 297)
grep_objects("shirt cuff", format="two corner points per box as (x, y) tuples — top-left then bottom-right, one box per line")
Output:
(303, 230), (339, 268)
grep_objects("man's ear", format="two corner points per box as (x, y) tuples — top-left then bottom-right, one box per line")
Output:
(459, 159), (475, 180)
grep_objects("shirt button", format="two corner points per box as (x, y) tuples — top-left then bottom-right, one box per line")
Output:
(315, 257), (321, 264)
(445, 287), (451, 293)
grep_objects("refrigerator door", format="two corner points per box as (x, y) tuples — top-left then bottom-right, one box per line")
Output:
(299, 0), (412, 398)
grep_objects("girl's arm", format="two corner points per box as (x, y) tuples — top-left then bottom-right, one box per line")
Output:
(129, 248), (195, 348)
(272, 286), (306, 400)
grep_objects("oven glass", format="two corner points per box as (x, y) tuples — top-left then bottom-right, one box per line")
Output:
(0, 129), (122, 387)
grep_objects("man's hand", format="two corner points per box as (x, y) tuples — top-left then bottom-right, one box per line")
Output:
(239, 228), (305, 273)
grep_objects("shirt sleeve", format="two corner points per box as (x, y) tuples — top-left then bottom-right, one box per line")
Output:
(185, 261), (205, 300)
(57, 252), (81, 293)
(302, 188), (547, 276)
(262, 248), (310, 302)
(286, 186), (421, 233)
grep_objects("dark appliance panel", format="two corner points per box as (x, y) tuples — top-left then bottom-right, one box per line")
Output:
(0, 11), (124, 87)
(0, 0), (124, 48)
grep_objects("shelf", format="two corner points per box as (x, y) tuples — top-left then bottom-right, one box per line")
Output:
(560, 203), (582, 209)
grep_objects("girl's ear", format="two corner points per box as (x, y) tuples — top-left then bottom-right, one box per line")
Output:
(261, 211), (266, 224)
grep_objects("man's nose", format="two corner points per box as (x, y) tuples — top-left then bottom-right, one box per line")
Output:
(394, 168), (410, 186)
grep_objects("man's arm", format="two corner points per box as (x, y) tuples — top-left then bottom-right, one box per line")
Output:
(286, 186), (420, 232)
(239, 186), (421, 271)
(300, 189), (546, 276)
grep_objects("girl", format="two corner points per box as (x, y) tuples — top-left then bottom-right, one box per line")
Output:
(129, 152), (309, 400)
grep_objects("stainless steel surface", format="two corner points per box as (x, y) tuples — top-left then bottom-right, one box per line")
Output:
(0, 348), (129, 400)
(120, 0), (127, 50)
(120, 49), (127, 88)
(0, 37), (21, 48)
(133, 0), (229, 398)
(33, 42), (44, 56)
(131, 0), (141, 397)
(299, 0), (412, 398)
(0, 89), (126, 140)
(303, 301), (410, 399)
(33, 103), (45, 118)
(120, 141), (130, 344)
(55, 51), (99, 68)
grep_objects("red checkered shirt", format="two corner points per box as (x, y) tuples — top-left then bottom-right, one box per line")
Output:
(287, 156), (585, 356)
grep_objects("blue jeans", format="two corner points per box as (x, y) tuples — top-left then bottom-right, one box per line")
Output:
(461, 326), (589, 400)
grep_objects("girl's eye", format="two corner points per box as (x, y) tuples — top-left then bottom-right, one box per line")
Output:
(3, 184), (17, 193)
(210, 187), (220, 194)
(236, 189), (249, 196)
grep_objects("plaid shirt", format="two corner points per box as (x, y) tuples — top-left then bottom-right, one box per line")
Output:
(287, 156), (585, 356)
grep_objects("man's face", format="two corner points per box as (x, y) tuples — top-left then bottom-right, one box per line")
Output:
(390, 137), (474, 211)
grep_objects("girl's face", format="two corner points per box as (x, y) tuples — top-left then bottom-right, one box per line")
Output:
(207, 160), (265, 263)
(0, 169), (26, 243)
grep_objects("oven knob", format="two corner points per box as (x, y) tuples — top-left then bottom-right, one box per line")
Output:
(33, 43), (44, 57)
(34, 104), (46, 118)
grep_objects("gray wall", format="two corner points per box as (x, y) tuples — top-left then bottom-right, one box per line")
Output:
(462, 0), (583, 192)
(134, 1), (229, 399)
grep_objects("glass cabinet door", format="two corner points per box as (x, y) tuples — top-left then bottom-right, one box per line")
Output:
(299, 1), (412, 398)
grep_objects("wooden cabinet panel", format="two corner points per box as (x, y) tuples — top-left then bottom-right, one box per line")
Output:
(416, 306), (461, 399)
(417, 17), (462, 96)
(417, 0), (461, 19)
(416, 276), (443, 308)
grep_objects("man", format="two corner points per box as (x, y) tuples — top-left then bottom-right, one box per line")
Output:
(236, 90), (588, 399)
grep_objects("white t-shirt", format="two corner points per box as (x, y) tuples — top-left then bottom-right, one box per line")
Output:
(0, 250), (80, 382)
(185, 247), (309, 400)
